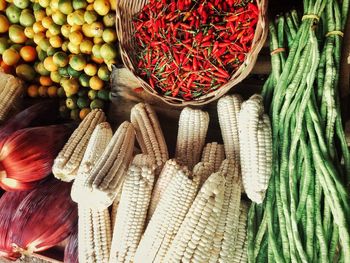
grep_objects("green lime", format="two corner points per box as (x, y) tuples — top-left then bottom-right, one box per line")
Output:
(79, 73), (90, 88)
(32, 3), (42, 11)
(16, 64), (36, 81)
(88, 89), (97, 100)
(72, 0), (87, 10)
(53, 51), (68, 67)
(70, 108), (80, 120)
(59, 104), (70, 119)
(37, 48), (47, 61)
(57, 86), (66, 98)
(97, 65), (110, 81)
(77, 88), (88, 97)
(66, 96), (78, 110)
(6, 4), (21, 24)
(58, 66), (69, 77)
(35, 61), (50, 76)
(77, 97), (90, 109)
(67, 65), (81, 78)
(0, 37), (9, 55)
(97, 89), (110, 101)
(13, 0), (30, 9)
(19, 10), (35, 26)
(90, 98), (104, 109)
(103, 12), (115, 27)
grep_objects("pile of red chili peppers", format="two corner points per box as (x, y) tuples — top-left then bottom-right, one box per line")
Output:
(133, 0), (259, 100)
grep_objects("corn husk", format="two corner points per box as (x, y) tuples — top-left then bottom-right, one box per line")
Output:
(0, 125), (74, 191)
(8, 179), (77, 258)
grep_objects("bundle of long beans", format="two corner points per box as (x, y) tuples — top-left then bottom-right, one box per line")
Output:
(249, 0), (350, 262)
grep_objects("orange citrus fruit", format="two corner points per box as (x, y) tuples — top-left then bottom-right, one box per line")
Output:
(93, 0), (109, 16)
(89, 75), (104, 90)
(68, 30), (83, 44)
(27, 84), (39, 98)
(39, 75), (53, 86)
(2, 48), (20, 66)
(49, 35), (62, 48)
(47, 85), (58, 97)
(0, 15), (9, 33)
(0, 0), (7, 11)
(38, 85), (48, 97)
(43, 56), (58, 72)
(19, 46), (37, 62)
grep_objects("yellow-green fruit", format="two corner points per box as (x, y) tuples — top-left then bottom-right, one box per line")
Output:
(69, 54), (86, 71)
(13, 0), (30, 9)
(16, 64), (36, 81)
(50, 70), (61, 83)
(52, 11), (66, 25)
(102, 28), (117, 43)
(53, 51), (68, 67)
(89, 22), (103, 37)
(61, 24), (71, 37)
(6, 5), (21, 24)
(102, 12), (115, 27)
(19, 10), (35, 27)
(100, 43), (117, 60)
(93, 0), (109, 16)
(58, 0), (73, 15)
(80, 39), (93, 54)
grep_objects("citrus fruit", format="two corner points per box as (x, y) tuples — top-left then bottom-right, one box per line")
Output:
(47, 85), (58, 97)
(69, 30), (83, 44)
(67, 65), (81, 77)
(0, 37), (9, 54)
(80, 39), (93, 54)
(62, 41), (69, 52)
(16, 64), (36, 81)
(102, 28), (117, 43)
(63, 79), (79, 96)
(38, 0), (49, 8)
(77, 97), (89, 108)
(41, 16), (53, 28)
(34, 9), (46, 21)
(50, 70), (61, 83)
(48, 23), (60, 36)
(108, 0), (115, 11)
(79, 73), (90, 87)
(83, 10), (97, 23)
(33, 32), (45, 45)
(53, 51), (68, 67)
(58, 0), (73, 15)
(38, 38), (50, 51)
(58, 66), (69, 77)
(90, 98), (104, 109)
(93, 0), (109, 16)
(70, 109), (80, 120)
(33, 21), (46, 33)
(102, 12), (115, 27)
(89, 76), (104, 90)
(100, 43), (117, 60)
(5, 4), (21, 24)
(46, 46), (56, 56)
(86, 3), (94, 10)
(37, 47), (47, 60)
(91, 55), (104, 64)
(2, 48), (20, 65)
(66, 96), (78, 109)
(84, 63), (97, 76)
(13, 0), (29, 9)
(19, 46), (37, 62)
(38, 85), (48, 97)
(39, 75), (53, 86)
(35, 61), (50, 75)
(68, 42), (80, 54)
(87, 89), (97, 100)
(93, 36), (103, 44)
(0, 61), (13, 74)
(61, 24), (71, 37)
(70, 24), (81, 32)
(89, 22), (104, 37)
(43, 56), (58, 72)
(97, 89), (110, 100)
(52, 11), (66, 25)
(81, 23), (93, 37)
(50, 0), (59, 10)
(69, 54), (86, 71)
(57, 86), (65, 98)
(24, 26), (34, 38)
(32, 3), (42, 11)
(49, 35), (62, 48)
(98, 65), (110, 81)
(0, 0), (6, 11)
(10, 44), (22, 51)
(72, 0), (87, 10)
(79, 108), (91, 120)
(92, 44), (101, 58)
(19, 10), (34, 26)
(27, 84), (39, 97)
(9, 25), (27, 44)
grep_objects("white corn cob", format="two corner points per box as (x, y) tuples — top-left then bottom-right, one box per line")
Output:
(163, 172), (226, 263)
(210, 158), (242, 263)
(232, 201), (249, 263)
(238, 95), (272, 204)
(109, 154), (156, 263)
(201, 142), (225, 172)
(131, 103), (168, 174)
(53, 109), (106, 182)
(71, 122), (113, 263)
(84, 121), (135, 209)
(175, 107), (209, 170)
(217, 94), (243, 160)
(193, 161), (215, 187)
(134, 166), (200, 263)
(0, 72), (23, 122)
(71, 122), (113, 204)
(147, 159), (182, 221)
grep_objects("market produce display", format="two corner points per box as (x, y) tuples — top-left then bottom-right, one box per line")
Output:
(249, 0), (350, 262)
(0, 0), (116, 120)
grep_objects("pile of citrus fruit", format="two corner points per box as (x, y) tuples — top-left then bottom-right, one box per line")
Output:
(0, 0), (117, 120)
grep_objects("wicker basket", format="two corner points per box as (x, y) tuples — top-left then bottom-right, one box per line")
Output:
(116, 0), (268, 106)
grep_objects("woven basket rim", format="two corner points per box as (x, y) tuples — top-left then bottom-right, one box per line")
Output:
(116, 0), (269, 107)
